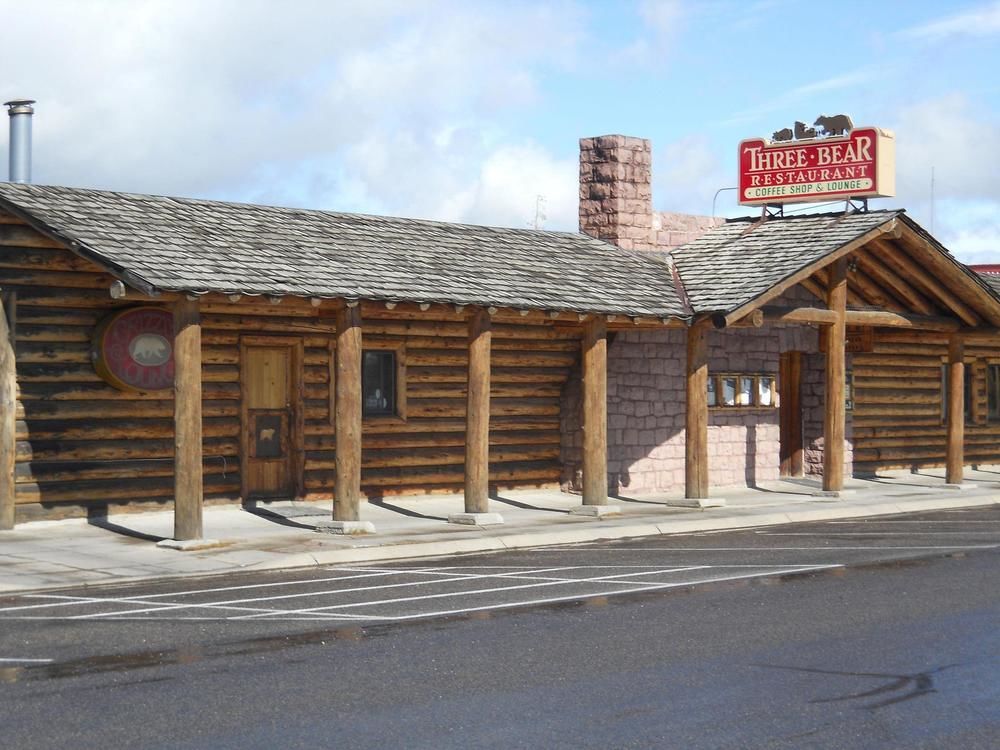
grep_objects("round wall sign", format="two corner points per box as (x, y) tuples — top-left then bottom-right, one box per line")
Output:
(92, 307), (175, 391)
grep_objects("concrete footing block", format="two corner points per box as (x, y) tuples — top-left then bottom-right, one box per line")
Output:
(156, 538), (223, 551)
(570, 504), (621, 518)
(314, 520), (377, 535)
(668, 497), (726, 509)
(810, 491), (843, 502)
(447, 512), (504, 526)
(943, 483), (978, 490)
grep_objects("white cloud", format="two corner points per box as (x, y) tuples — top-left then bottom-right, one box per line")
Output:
(898, 1), (1000, 40)
(0, 0), (585, 229)
(613, 0), (685, 68)
(889, 95), (1000, 262)
(893, 94), (1000, 202)
(652, 134), (732, 216)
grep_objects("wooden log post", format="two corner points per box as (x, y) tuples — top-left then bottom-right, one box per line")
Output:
(946, 334), (965, 485)
(173, 296), (204, 540)
(685, 320), (709, 499)
(0, 291), (16, 530)
(823, 258), (848, 492)
(464, 307), (491, 513)
(334, 305), (363, 521)
(581, 316), (608, 505)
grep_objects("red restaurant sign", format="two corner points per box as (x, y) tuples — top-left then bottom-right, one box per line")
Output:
(738, 127), (895, 206)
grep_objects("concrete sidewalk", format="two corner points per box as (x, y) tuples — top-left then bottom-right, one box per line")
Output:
(2, 467), (1000, 594)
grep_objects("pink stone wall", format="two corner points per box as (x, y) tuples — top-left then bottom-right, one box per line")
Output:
(652, 211), (725, 250)
(560, 284), (854, 494)
(802, 352), (855, 480)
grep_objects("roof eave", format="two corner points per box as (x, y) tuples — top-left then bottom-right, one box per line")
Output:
(0, 194), (160, 297)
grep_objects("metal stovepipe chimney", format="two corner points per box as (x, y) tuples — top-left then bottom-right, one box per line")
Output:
(5, 99), (35, 183)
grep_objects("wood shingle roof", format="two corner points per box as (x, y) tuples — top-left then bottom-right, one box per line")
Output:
(0, 183), (691, 319)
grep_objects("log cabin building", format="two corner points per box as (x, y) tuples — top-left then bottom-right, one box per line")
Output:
(1, 133), (999, 540)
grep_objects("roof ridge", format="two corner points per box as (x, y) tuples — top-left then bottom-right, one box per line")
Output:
(0, 182), (593, 242)
(722, 207), (904, 224)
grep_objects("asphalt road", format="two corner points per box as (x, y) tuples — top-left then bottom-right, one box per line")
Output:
(2, 506), (999, 749)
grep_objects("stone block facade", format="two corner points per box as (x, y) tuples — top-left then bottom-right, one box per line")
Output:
(560, 305), (849, 494)
(653, 211), (725, 250)
(578, 135), (654, 251)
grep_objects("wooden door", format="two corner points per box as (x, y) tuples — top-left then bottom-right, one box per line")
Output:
(779, 351), (803, 478)
(241, 339), (303, 500)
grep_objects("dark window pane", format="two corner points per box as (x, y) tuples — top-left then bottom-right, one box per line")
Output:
(363, 350), (396, 417)
(990, 366), (1000, 420)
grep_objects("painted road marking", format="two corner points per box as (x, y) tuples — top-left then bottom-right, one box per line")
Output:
(0, 658), (53, 663)
(56, 566), (585, 619)
(375, 566), (842, 622)
(0, 564), (840, 622)
(0, 568), (446, 613)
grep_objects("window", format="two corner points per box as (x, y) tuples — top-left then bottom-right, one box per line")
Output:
(988, 365), (1000, 421)
(708, 372), (777, 409)
(352, 339), (407, 421)
(363, 350), (395, 417)
(844, 369), (855, 412)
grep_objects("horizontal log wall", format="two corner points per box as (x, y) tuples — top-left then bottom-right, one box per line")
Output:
(3, 228), (576, 518)
(852, 329), (998, 473)
(339, 307), (576, 498)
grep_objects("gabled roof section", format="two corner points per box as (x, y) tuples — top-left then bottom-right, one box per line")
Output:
(670, 210), (901, 314)
(671, 209), (1000, 328)
(0, 183), (689, 319)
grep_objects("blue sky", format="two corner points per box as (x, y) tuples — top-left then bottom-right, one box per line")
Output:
(3, 0), (999, 261)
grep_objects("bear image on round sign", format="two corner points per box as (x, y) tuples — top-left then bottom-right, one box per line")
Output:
(93, 307), (175, 391)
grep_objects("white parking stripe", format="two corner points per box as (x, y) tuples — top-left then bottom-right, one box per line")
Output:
(359, 566), (844, 622)
(0, 564), (844, 622)
(0, 657), (53, 663)
(60, 567), (585, 620)
(232, 566), (712, 619)
(0, 568), (440, 613)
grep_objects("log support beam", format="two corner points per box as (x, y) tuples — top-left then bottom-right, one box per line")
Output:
(451, 307), (503, 525)
(0, 291), (15, 530)
(334, 305), (364, 523)
(946, 335), (965, 485)
(685, 320), (710, 499)
(172, 296), (204, 541)
(823, 258), (848, 493)
(760, 306), (962, 332)
(574, 315), (618, 516)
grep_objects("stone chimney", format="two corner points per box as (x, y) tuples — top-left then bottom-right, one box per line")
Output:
(578, 135), (653, 251)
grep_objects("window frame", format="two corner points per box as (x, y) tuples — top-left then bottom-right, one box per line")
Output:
(361, 339), (407, 422)
(328, 338), (407, 425)
(989, 363), (1000, 422)
(708, 372), (778, 411)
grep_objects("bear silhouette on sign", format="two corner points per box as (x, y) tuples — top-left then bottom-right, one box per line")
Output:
(794, 121), (817, 139)
(814, 114), (854, 136)
(772, 127), (793, 142)
(131, 337), (167, 364)
(259, 428), (276, 441)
